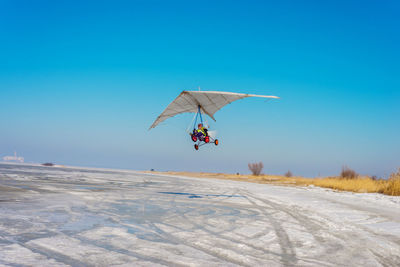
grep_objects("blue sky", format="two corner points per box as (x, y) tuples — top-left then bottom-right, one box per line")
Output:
(0, 0), (399, 177)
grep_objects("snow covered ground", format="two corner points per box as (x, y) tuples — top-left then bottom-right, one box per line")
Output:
(0, 163), (399, 266)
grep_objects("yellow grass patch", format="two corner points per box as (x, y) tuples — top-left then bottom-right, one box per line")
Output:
(145, 170), (400, 196)
(382, 169), (400, 196)
(311, 177), (384, 193)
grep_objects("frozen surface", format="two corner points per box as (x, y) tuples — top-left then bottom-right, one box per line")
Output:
(0, 163), (399, 266)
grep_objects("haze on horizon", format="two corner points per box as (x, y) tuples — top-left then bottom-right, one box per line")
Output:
(0, 1), (399, 177)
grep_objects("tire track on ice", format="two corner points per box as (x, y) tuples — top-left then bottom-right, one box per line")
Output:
(239, 191), (298, 266)
(243, 189), (400, 266)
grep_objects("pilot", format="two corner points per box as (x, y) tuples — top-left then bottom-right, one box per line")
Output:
(196, 123), (208, 140)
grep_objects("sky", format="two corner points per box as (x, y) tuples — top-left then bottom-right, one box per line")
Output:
(0, 0), (399, 177)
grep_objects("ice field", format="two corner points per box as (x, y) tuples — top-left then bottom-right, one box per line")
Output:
(0, 163), (399, 266)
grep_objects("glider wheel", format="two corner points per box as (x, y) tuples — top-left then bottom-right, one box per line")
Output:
(205, 136), (209, 143)
(191, 134), (197, 142)
(194, 144), (199, 150)
(214, 139), (219, 146)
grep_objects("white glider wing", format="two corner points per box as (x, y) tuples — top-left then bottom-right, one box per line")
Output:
(149, 91), (279, 129)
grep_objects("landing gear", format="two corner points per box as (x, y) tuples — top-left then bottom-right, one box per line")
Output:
(193, 138), (219, 150)
(191, 134), (197, 142)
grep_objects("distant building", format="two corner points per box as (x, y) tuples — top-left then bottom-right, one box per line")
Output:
(3, 152), (24, 163)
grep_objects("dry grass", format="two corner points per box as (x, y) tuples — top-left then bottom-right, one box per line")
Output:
(145, 168), (400, 197)
(311, 177), (384, 193)
(311, 174), (400, 196)
(382, 168), (400, 196)
(281, 173), (400, 196)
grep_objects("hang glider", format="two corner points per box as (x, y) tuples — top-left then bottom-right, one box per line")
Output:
(149, 90), (279, 130)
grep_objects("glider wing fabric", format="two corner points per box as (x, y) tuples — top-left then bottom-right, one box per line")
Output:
(149, 91), (279, 129)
